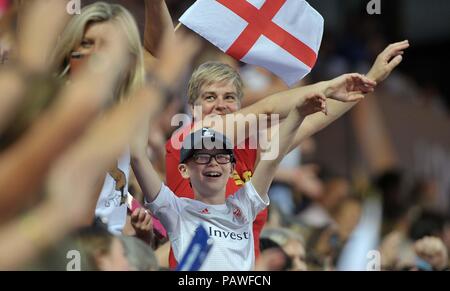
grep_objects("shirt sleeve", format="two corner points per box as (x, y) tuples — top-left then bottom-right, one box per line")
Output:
(230, 181), (270, 222)
(145, 183), (183, 240)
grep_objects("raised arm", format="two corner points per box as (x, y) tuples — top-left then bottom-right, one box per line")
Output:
(251, 93), (327, 199)
(197, 73), (375, 146)
(16, 0), (71, 73)
(131, 31), (201, 203)
(0, 0), (71, 132)
(287, 40), (409, 151)
(0, 21), (130, 222)
(0, 72), (167, 270)
(143, 0), (174, 63)
(130, 120), (164, 203)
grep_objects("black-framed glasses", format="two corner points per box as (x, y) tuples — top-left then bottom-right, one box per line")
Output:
(191, 153), (232, 165)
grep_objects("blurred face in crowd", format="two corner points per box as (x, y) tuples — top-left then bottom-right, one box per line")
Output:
(311, 226), (341, 266)
(96, 237), (131, 271)
(283, 239), (307, 271)
(333, 199), (362, 240)
(443, 223), (450, 253)
(70, 21), (124, 76)
(194, 80), (241, 118)
(54, 2), (145, 102)
(321, 178), (350, 212)
(179, 149), (235, 203)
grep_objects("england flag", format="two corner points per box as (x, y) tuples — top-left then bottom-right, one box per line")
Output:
(180, 0), (324, 87)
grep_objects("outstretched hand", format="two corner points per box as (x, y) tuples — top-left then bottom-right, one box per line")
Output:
(325, 73), (377, 102)
(367, 40), (410, 83)
(296, 93), (328, 116)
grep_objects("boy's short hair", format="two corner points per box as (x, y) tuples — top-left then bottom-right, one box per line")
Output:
(180, 128), (235, 164)
(187, 62), (244, 105)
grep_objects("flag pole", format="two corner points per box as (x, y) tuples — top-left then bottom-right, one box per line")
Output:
(174, 22), (182, 32)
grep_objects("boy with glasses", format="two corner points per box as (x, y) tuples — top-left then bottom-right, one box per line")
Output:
(132, 93), (329, 270)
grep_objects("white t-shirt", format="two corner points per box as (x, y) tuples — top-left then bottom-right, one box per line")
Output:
(95, 150), (130, 234)
(146, 181), (269, 271)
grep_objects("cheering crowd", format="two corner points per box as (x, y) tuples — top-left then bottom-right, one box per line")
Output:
(0, 0), (448, 271)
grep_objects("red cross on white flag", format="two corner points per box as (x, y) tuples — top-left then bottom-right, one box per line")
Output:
(179, 0), (324, 87)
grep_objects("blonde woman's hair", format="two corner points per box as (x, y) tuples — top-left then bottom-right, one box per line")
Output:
(52, 2), (145, 102)
(187, 61), (244, 105)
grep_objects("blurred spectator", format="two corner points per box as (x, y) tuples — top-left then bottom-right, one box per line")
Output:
(120, 236), (159, 271)
(413, 236), (449, 271)
(3, 0), (449, 272)
(304, 197), (362, 270)
(261, 228), (307, 271)
(257, 237), (292, 271)
(297, 171), (350, 229)
(76, 226), (131, 271)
